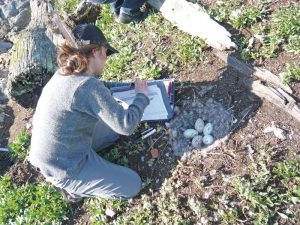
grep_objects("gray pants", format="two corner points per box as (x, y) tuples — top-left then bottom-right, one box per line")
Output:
(48, 120), (142, 200)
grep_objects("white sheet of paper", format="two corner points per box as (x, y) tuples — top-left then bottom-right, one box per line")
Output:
(113, 85), (169, 121)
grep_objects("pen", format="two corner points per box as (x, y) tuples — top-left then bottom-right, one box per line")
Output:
(142, 129), (156, 139)
(141, 128), (154, 136)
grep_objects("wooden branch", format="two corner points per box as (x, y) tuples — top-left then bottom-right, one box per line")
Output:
(253, 67), (292, 94)
(250, 80), (300, 122)
(214, 50), (293, 94)
(214, 50), (300, 122)
(148, 0), (237, 50)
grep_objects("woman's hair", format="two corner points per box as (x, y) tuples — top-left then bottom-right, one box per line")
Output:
(57, 42), (100, 75)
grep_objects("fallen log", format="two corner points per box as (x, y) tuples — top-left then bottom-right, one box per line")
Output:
(214, 50), (300, 122)
(6, 0), (57, 107)
(214, 50), (293, 94)
(148, 0), (237, 50)
(250, 80), (300, 122)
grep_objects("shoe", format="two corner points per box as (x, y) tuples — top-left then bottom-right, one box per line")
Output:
(117, 10), (147, 24)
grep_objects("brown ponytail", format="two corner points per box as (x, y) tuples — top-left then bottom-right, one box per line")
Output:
(57, 43), (98, 75)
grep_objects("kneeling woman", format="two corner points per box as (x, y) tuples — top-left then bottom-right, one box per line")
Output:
(29, 24), (149, 202)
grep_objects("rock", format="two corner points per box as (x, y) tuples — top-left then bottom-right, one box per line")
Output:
(192, 135), (202, 148)
(171, 129), (178, 138)
(0, 114), (4, 128)
(0, 40), (13, 52)
(263, 122), (288, 140)
(174, 106), (181, 115)
(203, 134), (214, 145)
(273, 127), (287, 140)
(194, 118), (205, 133)
(69, 0), (102, 24)
(105, 208), (115, 217)
(209, 169), (217, 176)
(183, 129), (198, 139)
(1, 1), (18, 19)
(11, 7), (31, 31)
(0, 20), (11, 39)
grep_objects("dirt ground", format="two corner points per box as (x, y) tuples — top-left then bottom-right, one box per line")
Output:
(0, 0), (299, 224)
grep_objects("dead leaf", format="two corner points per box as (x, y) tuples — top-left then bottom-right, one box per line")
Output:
(150, 148), (159, 158)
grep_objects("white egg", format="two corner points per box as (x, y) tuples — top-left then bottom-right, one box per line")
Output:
(203, 134), (214, 145)
(203, 123), (213, 135)
(192, 135), (202, 148)
(194, 118), (205, 133)
(183, 129), (198, 139)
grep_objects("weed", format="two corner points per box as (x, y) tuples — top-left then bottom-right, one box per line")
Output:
(286, 35), (300, 54)
(209, 0), (267, 30)
(8, 131), (30, 159)
(95, 6), (205, 81)
(88, 197), (126, 224)
(52, 0), (79, 13)
(132, 57), (162, 80)
(0, 176), (70, 224)
(230, 4), (266, 30)
(114, 195), (155, 224)
(229, 156), (300, 224)
(156, 194), (190, 224)
(100, 146), (129, 167)
(270, 4), (300, 41)
(221, 208), (239, 225)
(263, 4), (300, 57)
(188, 197), (208, 218)
(281, 63), (300, 84)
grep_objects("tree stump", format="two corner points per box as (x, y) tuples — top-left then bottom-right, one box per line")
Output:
(6, 0), (57, 107)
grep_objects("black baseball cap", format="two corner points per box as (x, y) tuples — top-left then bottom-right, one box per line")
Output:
(72, 24), (118, 56)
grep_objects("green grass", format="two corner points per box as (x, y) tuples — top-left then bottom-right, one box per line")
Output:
(209, 1), (300, 61)
(88, 195), (156, 225)
(0, 176), (71, 224)
(282, 63), (300, 84)
(95, 6), (205, 81)
(209, 0), (267, 30)
(88, 197), (127, 224)
(223, 146), (300, 225)
(52, 0), (80, 13)
(8, 131), (30, 159)
(100, 145), (129, 167)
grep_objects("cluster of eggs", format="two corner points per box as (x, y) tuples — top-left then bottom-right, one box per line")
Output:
(183, 118), (214, 148)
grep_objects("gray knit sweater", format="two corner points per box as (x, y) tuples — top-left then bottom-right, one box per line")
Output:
(29, 71), (149, 180)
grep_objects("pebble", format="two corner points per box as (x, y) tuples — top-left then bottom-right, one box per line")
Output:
(174, 106), (181, 115)
(171, 129), (177, 138)
(105, 208), (115, 217)
(0, 40), (13, 52)
(200, 217), (208, 224)
(209, 169), (217, 176)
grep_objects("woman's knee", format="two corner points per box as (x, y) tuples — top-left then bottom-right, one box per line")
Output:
(118, 169), (142, 199)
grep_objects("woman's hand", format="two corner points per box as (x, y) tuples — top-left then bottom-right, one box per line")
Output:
(135, 80), (148, 96)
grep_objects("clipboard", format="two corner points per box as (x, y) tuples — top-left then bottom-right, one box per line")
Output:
(111, 79), (175, 122)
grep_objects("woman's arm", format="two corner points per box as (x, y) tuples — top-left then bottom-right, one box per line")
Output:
(71, 78), (150, 135)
